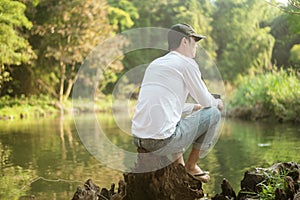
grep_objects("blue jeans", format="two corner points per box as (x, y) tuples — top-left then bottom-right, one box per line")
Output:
(133, 106), (221, 157)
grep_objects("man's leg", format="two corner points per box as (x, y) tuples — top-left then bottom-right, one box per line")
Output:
(185, 148), (210, 182)
(134, 107), (221, 174)
(184, 107), (221, 182)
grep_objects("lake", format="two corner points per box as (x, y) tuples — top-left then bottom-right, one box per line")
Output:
(0, 114), (299, 199)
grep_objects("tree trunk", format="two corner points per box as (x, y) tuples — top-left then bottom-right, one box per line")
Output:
(59, 61), (66, 114)
(64, 63), (79, 100)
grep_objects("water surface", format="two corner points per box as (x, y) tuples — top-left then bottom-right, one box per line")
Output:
(0, 115), (299, 199)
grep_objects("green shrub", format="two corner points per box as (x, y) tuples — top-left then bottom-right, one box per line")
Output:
(0, 95), (58, 119)
(229, 69), (300, 122)
(257, 170), (291, 200)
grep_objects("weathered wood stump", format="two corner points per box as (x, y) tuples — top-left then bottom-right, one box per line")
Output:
(72, 147), (204, 200)
(212, 178), (236, 200)
(237, 162), (299, 200)
(212, 162), (300, 200)
(71, 179), (116, 200)
(120, 147), (204, 200)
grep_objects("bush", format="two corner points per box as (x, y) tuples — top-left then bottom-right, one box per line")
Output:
(0, 95), (58, 119)
(228, 69), (300, 122)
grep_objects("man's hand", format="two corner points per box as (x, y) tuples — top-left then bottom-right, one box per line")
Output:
(193, 104), (202, 111)
(217, 99), (223, 111)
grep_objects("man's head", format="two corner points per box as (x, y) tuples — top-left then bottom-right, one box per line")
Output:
(168, 23), (205, 58)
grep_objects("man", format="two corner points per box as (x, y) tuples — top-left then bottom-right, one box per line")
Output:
(132, 23), (223, 182)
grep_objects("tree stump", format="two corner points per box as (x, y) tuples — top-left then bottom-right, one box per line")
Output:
(122, 163), (203, 200)
(120, 147), (204, 200)
(72, 147), (204, 200)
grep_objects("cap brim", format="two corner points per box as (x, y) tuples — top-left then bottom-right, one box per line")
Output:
(191, 33), (206, 41)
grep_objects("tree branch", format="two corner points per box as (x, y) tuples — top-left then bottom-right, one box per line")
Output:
(264, 0), (300, 15)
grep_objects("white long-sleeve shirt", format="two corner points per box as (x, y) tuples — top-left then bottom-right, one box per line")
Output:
(131, 51), (219, 139)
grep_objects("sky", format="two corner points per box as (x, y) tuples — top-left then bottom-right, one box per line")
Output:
(275, 0), (288, 4)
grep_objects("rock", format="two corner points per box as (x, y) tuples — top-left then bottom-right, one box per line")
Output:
(0, 115), (14, 120)
(72, 179), (100, 200)
(240, 171), (264, 193)
(212, 179), (236, 200)
(285, 176), (296, 199)
(237, 162), (300, 200)
(275, 188), (287, 200)
(294, 192), (300, 200)
(212, 162), (300, 200)
(72, 179), (119, 200)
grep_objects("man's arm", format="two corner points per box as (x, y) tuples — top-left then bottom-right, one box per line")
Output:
(183, 63), (220, 108)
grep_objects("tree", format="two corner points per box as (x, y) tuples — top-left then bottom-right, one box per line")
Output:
(289, 44), (300, 69)
(32, 0), (125, 103)
(0, 0), (35, 95)
(212, 0), (277, 81)
(270, 1), (300, 70)
(122, 0), (216, 71)
(169, 0), (217, 59)
(106, 0), (139, 33)
(270, 14), (300, 69)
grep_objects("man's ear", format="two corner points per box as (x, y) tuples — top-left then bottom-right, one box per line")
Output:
(180, 37), (187, 46)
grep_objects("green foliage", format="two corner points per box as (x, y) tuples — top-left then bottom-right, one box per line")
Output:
(0, 0), (299, 119)
(175, 0), (217, 59)
(0, 0), (34, 65)
(0, 95), (58, 119)
(123, 0), (216, 77)
(31, 0), (126, 101)
(107, 0), (139, 32)
(0, 142), (36, 200)
(229, 69), (300, 122)
(271, 15), (296, 69)
(287, 13), (300, 35)
(0, 165), (35, 200)
(258, 170), (290, 200)
(0, 0), (35, 93)
(212, 0), (277, 81)
(0, 94), (116, 118)
(289, 44), (300, 70)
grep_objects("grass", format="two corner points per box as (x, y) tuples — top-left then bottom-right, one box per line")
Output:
(0, 94), (128, 120)
(0, 95), (58, 119)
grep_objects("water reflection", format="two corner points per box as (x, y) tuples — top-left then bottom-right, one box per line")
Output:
(0, 115), (299, 199)
(201, 119), (300, 196)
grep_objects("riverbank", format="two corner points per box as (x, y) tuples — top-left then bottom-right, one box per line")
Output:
(227, 69), (300, 123)
(1, 70), (299, 124)
(0, 95), (114, 120)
